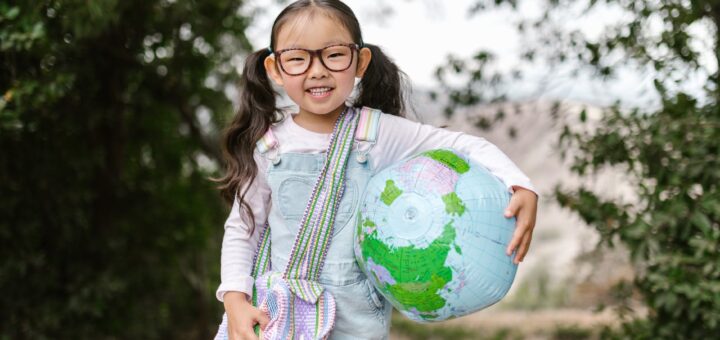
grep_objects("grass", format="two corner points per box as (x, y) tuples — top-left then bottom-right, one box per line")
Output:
(551, 324), (595, 340)
(390, 310), (608, 340)
(390, 311), (521, 340)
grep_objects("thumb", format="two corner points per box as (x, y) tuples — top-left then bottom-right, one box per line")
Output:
(504, 194), (520, 218)
(256, 310), (270, 330)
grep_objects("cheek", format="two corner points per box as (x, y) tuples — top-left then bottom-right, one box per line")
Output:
(336, 68), (357, 85)
(281, 77), (304, 93)
(336, 73), (357, 92)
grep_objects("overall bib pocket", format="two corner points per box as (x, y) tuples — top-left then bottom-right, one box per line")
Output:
(277, 174), (358, 235)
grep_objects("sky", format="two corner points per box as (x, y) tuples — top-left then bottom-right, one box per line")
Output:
(245, 0), (531, 84)
(242, 0), (712, 109)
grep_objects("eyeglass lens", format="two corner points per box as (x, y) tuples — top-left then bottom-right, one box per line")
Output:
(279, 45), (353, 75)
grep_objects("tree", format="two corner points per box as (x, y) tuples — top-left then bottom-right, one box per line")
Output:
(0, 1), (250, 338)
(436, 0), (720, 338)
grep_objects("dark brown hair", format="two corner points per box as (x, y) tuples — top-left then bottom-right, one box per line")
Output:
(216, 0), (409, 231)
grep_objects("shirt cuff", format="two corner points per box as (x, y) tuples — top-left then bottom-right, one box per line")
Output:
(507, 182), (538, 198)
(216, 276), (255, 302)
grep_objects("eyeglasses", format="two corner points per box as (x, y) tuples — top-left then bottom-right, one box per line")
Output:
(272, 43), (359, 76)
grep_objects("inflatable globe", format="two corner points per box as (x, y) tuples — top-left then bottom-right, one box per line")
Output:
(354, 149), (518, 322)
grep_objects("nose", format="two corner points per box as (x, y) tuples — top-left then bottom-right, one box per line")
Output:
(307, 53), (329, 79)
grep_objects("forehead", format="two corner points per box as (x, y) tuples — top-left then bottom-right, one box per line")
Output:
(275, 10), (353, 50)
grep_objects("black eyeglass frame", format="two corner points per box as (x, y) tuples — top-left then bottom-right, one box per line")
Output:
(272, 43), (360, 76)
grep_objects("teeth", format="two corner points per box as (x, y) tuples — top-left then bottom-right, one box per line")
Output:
(309, 87), (331, 95)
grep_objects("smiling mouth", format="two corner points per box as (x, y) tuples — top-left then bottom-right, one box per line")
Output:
(307, 87), (333, 97)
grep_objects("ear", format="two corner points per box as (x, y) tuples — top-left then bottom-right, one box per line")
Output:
(264, 55), (284, 86)
(355, 47), (372, 78)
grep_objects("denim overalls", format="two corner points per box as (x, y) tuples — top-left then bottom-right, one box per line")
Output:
(259, 123), (393, 339)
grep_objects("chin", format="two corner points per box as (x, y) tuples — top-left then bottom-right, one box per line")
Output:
(304, 103), (347, 116)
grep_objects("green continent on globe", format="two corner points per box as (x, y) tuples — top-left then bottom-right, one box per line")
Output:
(357, 211), (376, 234)
(360, 218), (457, 319)
(421, 149), (470, 174)
(380, 180), (403, 206)
(442, 192), (466, 217)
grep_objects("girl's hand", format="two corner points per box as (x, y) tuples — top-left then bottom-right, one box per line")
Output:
(224, 292), (269, 340)
(504, 186), (538, 264)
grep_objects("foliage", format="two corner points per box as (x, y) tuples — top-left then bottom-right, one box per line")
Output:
(551, 324), (594, 340)
(436, 0), (720, 338)
(0, 1), (250, 338)
(556, 92), (720, 339)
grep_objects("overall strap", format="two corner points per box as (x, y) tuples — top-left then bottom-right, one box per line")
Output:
(256, 127), (281, 165)
(249, 126), (278, 296)
(250, 223), (271, 307)
(354, 107), (382, 143)
(353, 107), (382, 163)
(256, 128), (278, 153)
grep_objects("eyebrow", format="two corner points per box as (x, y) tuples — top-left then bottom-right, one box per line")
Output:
(282, 40), (349, 49)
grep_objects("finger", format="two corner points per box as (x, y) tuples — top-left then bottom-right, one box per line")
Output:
(505, 217), (529, 255)
(241, 329), (258, 340)
(514, 232), (533, 264)
(514, 206), (536, 260)
(505, 229), (522, 256)
(504, 194), (520, 218)
(257, 310), (270, 330)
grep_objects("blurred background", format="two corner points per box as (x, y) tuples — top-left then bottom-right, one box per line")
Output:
(1, 0), (718, 339)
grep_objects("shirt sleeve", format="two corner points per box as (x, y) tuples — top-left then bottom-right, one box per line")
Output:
(216, 151), (272, 302)
(373, 113), (537, 195)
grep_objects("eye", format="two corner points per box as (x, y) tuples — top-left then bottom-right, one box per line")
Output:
(282, 53), (308, 64)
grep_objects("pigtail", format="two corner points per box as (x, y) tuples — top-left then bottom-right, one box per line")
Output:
(355, 43), (410, 117)
(215, 48), (281, 232)
(214, 0), (416, 232)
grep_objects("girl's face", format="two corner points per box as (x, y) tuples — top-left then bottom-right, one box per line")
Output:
(264, 11), (371, 120)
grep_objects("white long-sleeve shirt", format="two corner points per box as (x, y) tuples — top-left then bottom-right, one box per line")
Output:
(216, 111), (536, 302)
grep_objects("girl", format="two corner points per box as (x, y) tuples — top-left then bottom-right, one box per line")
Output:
(216, 0), (538, 339)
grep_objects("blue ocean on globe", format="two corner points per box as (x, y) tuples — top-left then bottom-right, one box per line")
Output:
(354, 148), (518, 322)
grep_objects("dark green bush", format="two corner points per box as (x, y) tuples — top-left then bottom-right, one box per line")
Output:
(0, 1), (250, 338)
(439, 1), (720, 338)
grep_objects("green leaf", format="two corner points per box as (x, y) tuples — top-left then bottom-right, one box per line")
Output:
(690, 210), (712, 234)
(6, 7), (20, 20)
